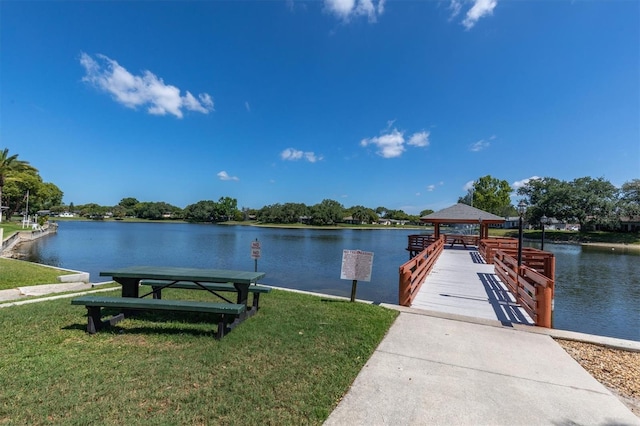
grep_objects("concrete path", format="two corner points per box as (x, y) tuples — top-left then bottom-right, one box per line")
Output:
(325, 308), (640, 426)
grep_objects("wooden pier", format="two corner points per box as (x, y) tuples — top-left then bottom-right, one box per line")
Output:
(399, 236), (555, 327)
(409, 246), (534, 325)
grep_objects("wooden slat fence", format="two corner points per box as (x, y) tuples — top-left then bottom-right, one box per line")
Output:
(399, 236), (445, 306)
(493, 249), (555, 328)
(406, 234), (437, 258)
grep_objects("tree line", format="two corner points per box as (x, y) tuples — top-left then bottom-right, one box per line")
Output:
(1, 149), (638, 230)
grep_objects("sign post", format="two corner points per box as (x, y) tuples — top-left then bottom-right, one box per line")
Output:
(340, 249), (374, 302)
(250, 239), (261, 272)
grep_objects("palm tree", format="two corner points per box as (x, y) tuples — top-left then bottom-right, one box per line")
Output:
(0, 148), (38, 222)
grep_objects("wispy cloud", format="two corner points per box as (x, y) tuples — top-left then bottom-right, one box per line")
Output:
(469, 135), (495, 152)
(360, 126), (430, 159)
(80, 53), (213, 119)
(245, 101), (251, 112)
(280, 148), (323, 163)
(217, 171), (239, 181)
(512, 176), (540, 190)
(408, 131), (430, 147)
(324, 0), (385, 22)
(462, 0), (498, 30)
(463, 180), (475, 191)
(426, 181), (443, 192)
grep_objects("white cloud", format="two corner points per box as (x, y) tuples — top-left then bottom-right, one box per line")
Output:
(426, 185), (436, 192)
(463, 180), (475, 191)
(360, 129), (405, 158)
(512, 176), (540, 190)
(217, 171), (239, 181)
(408, 131), (430, 147)
(360, 126), (430, 159)
(462, 0), (498, 30)
(324, 0), (385, 22)
(80, 52), (214, 119)
(245, 101), (251, 112)
(449, 0), (462, 19)
(280, 148), (323, 163)
(470, 139), (490, 152)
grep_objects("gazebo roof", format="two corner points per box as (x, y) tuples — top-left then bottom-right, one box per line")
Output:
(420, 203), (505, 224)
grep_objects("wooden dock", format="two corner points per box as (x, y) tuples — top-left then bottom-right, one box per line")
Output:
(410, 247), (534, 325)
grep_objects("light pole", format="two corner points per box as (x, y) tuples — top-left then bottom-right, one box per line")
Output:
(517, 200), (526, 267)
(540, 215), (548, 251)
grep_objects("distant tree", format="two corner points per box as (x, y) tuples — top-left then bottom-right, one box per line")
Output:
(347, 205), (378, 224)
(0, 148), (38, 221)
(568, 177), (618, 230)
(215, 196), (238, 222)
(184, 200), (218, 222)
(118, 197), (139, 217)
(619, 179), (640, 217)
(375, 206), (387, 217)
(461, 175), (512, 216)
(419, 209), (434, 217)
(310, 199), (344, 225)
(384, 209), (411, 221)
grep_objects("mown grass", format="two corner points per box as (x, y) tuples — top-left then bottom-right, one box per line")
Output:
(0, 288), (398, 425)
(0, 258), (73, 290)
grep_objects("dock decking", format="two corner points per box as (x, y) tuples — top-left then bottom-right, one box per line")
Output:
(411, 246), (534, 325)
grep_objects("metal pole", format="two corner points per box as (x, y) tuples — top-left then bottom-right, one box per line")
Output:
(517, 215), (523, 267)
(350, 279), (358, 302)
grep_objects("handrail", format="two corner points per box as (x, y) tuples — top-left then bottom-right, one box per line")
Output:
(399, 236), (445, 306)
(493, 249), (555, 328)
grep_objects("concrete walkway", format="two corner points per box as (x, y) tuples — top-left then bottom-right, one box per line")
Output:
(325, 308), (640, 425)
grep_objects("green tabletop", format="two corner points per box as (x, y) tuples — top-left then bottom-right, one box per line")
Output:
(100, 266), (265, 284)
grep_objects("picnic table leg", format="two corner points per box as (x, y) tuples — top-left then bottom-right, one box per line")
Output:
(117, 278), (141, 298)
(86, 306), (103, 334)
(233, 283), (251, 318)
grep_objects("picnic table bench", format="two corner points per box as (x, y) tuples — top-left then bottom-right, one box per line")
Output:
(139, 280), (271, 312)
(71, 295), (246, 339)
(71, 266), (267, 340)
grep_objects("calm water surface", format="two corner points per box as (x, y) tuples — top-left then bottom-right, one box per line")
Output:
(19, 221), (640, 341)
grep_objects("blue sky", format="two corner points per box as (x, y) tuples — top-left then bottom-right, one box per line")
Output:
(2, 0), (638, 214)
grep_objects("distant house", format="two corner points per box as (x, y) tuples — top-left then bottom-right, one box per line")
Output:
(377, 218), (391, 226)
(59, 212), (75, 218)
(620, 216), (640, 232)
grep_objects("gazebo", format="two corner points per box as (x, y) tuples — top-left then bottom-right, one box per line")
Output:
(420, 203), (505, 240)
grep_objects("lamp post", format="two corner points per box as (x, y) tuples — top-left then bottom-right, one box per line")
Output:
(540, 215), (548, 251)
(517, 200), (526, 267)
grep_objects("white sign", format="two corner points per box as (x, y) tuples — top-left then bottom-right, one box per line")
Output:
(251, 240), (261, 259)
(340, 249), (374, 282)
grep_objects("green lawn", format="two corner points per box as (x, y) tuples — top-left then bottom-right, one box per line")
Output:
(0, 258), (74, 290)
(0, 288), (398, 424)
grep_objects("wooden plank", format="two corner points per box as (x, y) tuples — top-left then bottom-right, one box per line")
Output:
(71, 296), (246, 315)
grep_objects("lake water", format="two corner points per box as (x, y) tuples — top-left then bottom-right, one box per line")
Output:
(17, 221), (640, 341)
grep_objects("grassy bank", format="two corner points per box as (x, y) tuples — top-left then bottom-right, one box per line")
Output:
(0, 258), (73, 290)
(0, 288), (397, 424)
(491, 229), (640, 246)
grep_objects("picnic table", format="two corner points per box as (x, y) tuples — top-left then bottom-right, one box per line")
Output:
(72, 266), (267, 339)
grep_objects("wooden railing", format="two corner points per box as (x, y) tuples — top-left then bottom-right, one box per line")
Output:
(406, 234), (437, 258)
(478, 237), (519, 263)
(399, 236), (445, 306)
(493, 249), (555, 328)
